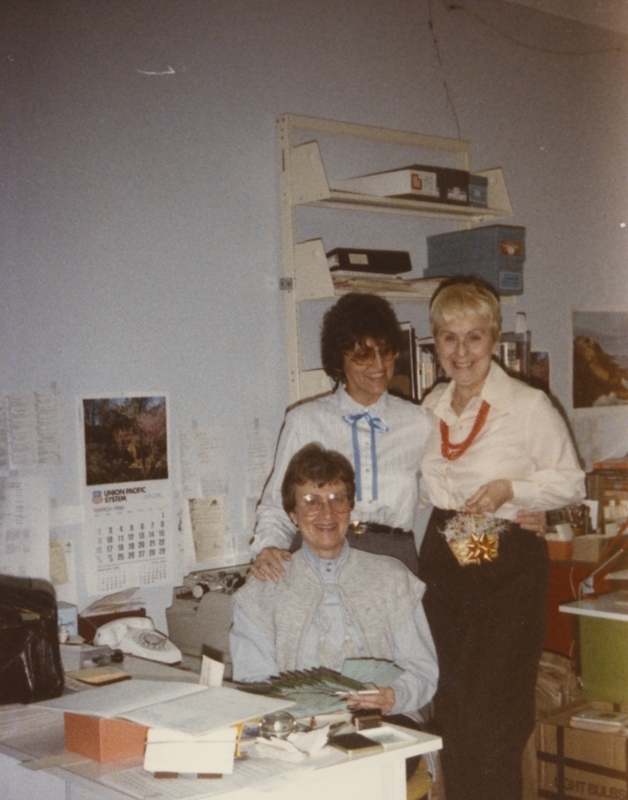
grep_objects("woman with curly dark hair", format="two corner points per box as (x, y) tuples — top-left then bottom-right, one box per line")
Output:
(250, 293), (431, 581)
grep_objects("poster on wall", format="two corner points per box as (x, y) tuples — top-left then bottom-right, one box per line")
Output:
(573, 311), (628, 409)
(79, 394), (175, 595)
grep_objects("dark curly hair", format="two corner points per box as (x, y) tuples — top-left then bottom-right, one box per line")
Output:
(281, 443), (356, 515)
(320, 293), (403, 385)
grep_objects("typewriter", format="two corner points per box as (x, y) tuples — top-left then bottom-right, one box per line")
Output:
(166, 564), (249, 679)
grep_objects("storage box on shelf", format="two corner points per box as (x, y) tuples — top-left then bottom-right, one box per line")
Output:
(332, 164), (471, 206)
(277, 113), (515, 403)
(425, 224), (525, 296)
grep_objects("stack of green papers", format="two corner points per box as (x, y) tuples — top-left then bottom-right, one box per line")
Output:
(235, 660), (403, 718)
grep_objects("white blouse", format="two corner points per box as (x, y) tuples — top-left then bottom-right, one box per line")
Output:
(252, 386), (431, 553)
(420, 361), (585, 519)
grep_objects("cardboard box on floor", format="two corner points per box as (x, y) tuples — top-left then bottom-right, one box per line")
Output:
(536, 701), (628, 800)
(64, 712), (148, 762)
(522, 651), (586, 800)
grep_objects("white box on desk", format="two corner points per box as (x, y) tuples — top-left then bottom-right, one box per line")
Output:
(144, 726), (237, 775)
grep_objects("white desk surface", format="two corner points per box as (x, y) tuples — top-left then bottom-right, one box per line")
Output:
(0, 656), (442, 800)
(559, 590), (628, 621)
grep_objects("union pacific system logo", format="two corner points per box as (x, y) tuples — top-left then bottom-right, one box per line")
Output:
(92, 490), (103, 505)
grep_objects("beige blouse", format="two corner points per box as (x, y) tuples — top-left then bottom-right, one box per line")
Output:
(420, 361), (585, 519)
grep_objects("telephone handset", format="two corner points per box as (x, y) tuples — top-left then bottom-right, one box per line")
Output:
(94, 616), (182, 665)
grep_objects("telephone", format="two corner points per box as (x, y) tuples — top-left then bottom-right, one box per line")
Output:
(93, 617), (182, 665)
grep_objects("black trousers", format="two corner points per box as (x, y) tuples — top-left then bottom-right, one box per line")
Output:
(418, 508), (548, 800)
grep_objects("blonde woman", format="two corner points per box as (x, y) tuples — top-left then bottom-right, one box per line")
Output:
(418, 276), (585, 800)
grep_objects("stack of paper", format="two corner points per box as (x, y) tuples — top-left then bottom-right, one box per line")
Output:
(81, 587), (145, 617)
(570, 707), (628, 733)
(236, 660), (403, 719)
(37, 680), (294, 736)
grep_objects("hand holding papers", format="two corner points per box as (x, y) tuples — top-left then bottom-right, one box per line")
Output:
(236, 660), (403, 719)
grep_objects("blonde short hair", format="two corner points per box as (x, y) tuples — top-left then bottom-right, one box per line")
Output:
(430, 276), (502, 343)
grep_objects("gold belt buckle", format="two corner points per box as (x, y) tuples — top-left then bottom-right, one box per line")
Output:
(349, 520), (368, 535)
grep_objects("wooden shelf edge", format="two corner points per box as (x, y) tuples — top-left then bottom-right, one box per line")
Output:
(308, 192), (511, 221)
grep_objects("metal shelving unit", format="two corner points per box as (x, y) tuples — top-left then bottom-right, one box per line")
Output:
(277, 113), (513, 404)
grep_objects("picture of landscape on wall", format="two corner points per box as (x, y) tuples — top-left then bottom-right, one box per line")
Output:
(82, 395), (169, 485)
(573, 311), (628, 408)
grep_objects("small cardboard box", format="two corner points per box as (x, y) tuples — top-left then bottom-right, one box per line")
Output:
(536, 702), (628, 800)
(572, 534), (609, 563)
(546, 540), (573, 561)
(64, 712), (148, 762)
(333, 165), (470, 206)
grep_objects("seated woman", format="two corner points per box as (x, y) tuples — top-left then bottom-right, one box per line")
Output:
(230, 443), (438, 719)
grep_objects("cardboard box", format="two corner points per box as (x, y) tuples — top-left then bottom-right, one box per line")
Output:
(333, 165), (470, 206)
(536, 703), (628, 800)
(144, 727), (236, 775)
(572, 534), (609, 563)
(425, 224), (525, 296)
(64, 712), (148, 762)
(546, 540), (573, 561)
(334, 166), (440, 201)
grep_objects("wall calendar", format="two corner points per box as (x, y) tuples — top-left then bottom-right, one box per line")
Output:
(79, 394), (175, 595)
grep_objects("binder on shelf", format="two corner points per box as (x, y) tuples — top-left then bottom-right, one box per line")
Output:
(327, 248), (412, 275)
(469, 174), (488, 208)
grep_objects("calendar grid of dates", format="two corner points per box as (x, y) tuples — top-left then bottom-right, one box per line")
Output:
(91, 507), (170, 592)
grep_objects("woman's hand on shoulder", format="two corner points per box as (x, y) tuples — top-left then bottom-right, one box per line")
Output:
(464, 479), (514, 514)
(248, 547), (292, 582)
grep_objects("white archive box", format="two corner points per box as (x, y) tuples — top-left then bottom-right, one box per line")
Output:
(144, 726), (237, 775)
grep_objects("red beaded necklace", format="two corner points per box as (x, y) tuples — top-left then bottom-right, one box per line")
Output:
(440, 400), (491, 461)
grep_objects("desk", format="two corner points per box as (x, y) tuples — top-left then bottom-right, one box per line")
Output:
(560, 591), (628, 704)
(0, 658), (441, 800)
(559, 590), (628, 621)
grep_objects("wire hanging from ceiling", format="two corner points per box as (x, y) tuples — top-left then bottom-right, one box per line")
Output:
(426, 0), (462, 139)
(440, 0), (627, 57)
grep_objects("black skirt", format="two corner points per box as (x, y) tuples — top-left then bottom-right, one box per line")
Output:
(418, 507), (549, 800)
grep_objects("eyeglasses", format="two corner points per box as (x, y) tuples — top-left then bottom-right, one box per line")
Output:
(346, 343), (399, 366)
(298, 492), (352, 517)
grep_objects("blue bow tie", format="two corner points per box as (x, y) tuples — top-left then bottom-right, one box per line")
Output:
(343, 412), (389, 502)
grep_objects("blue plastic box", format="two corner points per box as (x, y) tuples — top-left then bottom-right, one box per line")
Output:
(425, 224), (525, 295)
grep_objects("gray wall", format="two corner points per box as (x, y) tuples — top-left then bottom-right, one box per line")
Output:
(3, 0), (627, 626)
